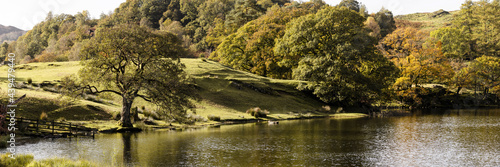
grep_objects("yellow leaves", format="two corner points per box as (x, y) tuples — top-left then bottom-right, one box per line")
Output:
(382, 26), (455, 89)
(393, 77), (412, 90)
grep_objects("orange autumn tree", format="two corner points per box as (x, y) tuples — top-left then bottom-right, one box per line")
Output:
(379, 27), (454, 106)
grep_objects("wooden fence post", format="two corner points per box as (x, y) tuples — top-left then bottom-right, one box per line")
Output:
(36, 119), (39, 133)
(51, 120), (55, 135)
(69, 123), (72, 136)
(19, 117), (22, 131)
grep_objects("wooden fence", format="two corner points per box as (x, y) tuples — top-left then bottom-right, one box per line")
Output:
(6, 117), (97, 138)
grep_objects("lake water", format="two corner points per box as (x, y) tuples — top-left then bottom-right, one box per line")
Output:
(2, 108), (500, 166)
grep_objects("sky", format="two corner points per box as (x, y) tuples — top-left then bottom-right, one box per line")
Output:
(1, 0), (465, 31)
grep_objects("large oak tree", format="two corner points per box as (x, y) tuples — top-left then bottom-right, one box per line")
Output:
(67, 24), (198, 127)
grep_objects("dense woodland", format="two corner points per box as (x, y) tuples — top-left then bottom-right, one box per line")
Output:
(1, 0), (500, 108)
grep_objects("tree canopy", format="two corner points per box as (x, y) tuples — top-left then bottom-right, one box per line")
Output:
(275, 6), (399, 106)
(213, 3), (321, 79)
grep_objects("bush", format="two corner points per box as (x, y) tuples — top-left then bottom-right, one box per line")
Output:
(246, 107), (269, 118)
(40, 112), (48, 120)
(35, 52), (57, 62)
(207, 115), (221, 121)
(27, 78), (32, 84)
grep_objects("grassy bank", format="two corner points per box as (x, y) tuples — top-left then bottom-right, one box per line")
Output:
(0, 153), (95, 167)
(0, 59), (352, 131)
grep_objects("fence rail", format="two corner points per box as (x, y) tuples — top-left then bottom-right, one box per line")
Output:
(6, 117), (97, 138)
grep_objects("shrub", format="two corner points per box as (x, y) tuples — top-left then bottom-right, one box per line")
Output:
(40, 112), (48, 120)
(55, 54), (69, 62)
(320, 105), (331, 112)
(207, 115), (221, 121)
(246, 107), (269, 118)
(35, 52), (57, 62)
(27, 78), (32, 84)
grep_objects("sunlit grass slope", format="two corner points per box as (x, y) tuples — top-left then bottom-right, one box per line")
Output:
(182, 59), (326, 119)
(0, 58), (326, 123)
(395, 10), (458, 31)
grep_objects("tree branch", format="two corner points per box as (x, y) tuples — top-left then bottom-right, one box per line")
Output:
(136, 94), (152, 102)
(86, 85), (122, 95)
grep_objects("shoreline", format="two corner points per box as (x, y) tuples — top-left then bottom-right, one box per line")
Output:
(66, 113), (369, 134)
(141, 113), (369, 132)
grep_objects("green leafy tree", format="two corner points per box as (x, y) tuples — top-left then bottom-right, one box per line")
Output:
(214, 5), (310, 79)
(452, 0), (479, 60)
(338, 0), (367, 17)
(197, 0), (236, 51)
(164, 0), (184, 22)
(365, 16), (380, 38)
(275, 7), (399, 106)
(66, 24), (198, 127)
(139, 0), (171, 28)
(338, 0), (360, 12)
(431, 27), (470, 59)
(0, 42), (8, 61)
(180, 0), (202, 25)
(466, 56), (500, 95)
(75, 10), (91, 26)
(225, 0), (265, 33)
(99, 0), (142, 27)
(374, 7), (396, 39)
(472, 0), (500, 57)
(451, 0), (500, 59)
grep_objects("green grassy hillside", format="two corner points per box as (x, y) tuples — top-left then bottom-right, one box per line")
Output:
(395, 9), (457, 31)
(0, 59), (329, 127)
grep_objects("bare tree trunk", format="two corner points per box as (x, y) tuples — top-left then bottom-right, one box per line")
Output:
(120, 97), (134, 128)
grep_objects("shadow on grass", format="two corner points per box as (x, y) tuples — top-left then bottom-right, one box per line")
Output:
(0, 97), (112, 121)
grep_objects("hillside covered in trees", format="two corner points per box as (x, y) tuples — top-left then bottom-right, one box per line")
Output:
(2, 0), (500, 109)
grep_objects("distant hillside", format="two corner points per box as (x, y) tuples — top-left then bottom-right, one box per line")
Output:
(395, 9), (457, 31)
(0, 24), (25, 43)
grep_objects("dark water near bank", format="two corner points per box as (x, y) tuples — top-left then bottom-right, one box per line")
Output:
(2, 108), (500, 166)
